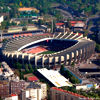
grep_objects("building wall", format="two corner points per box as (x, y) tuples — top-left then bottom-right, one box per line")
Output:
(37, 83), (47, 99)
(4, 96), (18, 100)
(97, 31), (100, 43)
(0, 81), (9, 97)
(10, 81), (25, 95)
(21, 88), (42, 100)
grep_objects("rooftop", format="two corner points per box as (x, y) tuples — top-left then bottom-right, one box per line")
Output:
(51, 87), (91, 100)
(70, 21), (84, 24)
(11, 94), (17, 97)
(69, 21), (85, 27)
(18, 7), (39, 13)
(56, 23), (64, 26)
(28, 76), (39, 82)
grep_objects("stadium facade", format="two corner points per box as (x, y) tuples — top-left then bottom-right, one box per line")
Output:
(2, 32), (95, 68)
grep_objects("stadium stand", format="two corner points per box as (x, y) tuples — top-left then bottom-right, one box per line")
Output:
(2, 32), (95, 67)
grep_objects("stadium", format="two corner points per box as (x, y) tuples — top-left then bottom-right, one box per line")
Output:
(2, 32), (95, 68)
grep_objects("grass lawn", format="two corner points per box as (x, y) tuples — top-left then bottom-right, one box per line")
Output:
(39, 51), (56, 54)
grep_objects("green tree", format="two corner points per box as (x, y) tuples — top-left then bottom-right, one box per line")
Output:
(83, 29), (89, 37)
(60, 64), (65, 73)
(96, 43), (100, 52)
(96, 2), (100, 11)
(0, 97), (2, 100)
(14, 69), (20, 76)
(22, 27), (27, 31)
(25, 64), (29, 73)
(20, 72), (24, 79)
(19, 1), (23, 7)
(16, 62), (22, 69)
(71, 62), (75, 67)
(29, 64), (34, 72)
(70, 76), (80, 84)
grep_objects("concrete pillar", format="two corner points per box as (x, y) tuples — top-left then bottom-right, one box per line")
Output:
(22, 55), (24, 67)
(64, 54), (68, 65)
(35, 56), (37, 67)
(53, 56), (55, 66)
(69, 53), (72, 65)
(74, 51), (77, 63)
(80, 49), (82, 62)
(77, 49), (80, 63)
(28, 55), (31, 64)
(11, 54), (14, 64)
(59, 56), (61, 65)
(85, 47), (87, 61)
(42, 56), (45, 67)
(16, 54), (19, 62)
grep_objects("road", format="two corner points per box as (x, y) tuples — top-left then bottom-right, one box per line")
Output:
(85, 14), (100, 30)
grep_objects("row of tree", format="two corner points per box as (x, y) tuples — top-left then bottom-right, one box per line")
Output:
(60, 65), (80, 84)
(0, 0), (100, 16)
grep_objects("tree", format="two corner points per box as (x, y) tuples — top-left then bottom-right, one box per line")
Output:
(24, 77), (27, 81)
(20, 72), (24, 79)
(19, 1), (23, 7)
(71, 62), (75, 67)
(61, 86), (77, 93)
(16, 62), (22, 69)
(38, 19), (45, 26)
(83, 29), (89, 37)
(96, 2), (100, 11)
(70, 76), (80, 84)
(22, 27), (27, 31)
(29, 64), (34, 72)
(0, 97), (2, 100)
(1, 21), (10, 30)
(60, 64), (65, 73)
(96, 43), (100, 52)
(66, 70), (72, 78)
(25, 64), (29, 73)
(14, 69), (20, 76)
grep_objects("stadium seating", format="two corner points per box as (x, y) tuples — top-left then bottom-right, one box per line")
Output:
(3, 34), (51, 51)
(54, 31), (83, 40)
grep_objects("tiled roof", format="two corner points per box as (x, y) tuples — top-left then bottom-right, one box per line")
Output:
(28, 76), (39, 81)
(56, 23), (64, 26)
(18, 7), (38, 12)
(70, 21), (84, 27)
(11, 94), (17, 97)
(70, 21), (83, 24)
(51, 87), (91, 100)
(78, 33), (82, 36)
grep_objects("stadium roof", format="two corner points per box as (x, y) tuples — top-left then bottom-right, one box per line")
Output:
(37, 68), (72, 87)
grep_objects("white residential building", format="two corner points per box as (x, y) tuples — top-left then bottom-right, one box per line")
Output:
(21, 82), (47, 100)
(0, 15), (4, 25)
(37, 82), (47, 99)
(4, 94), (18, 100)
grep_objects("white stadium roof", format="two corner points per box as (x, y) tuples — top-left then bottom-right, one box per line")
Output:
(37, 68), (72, 87)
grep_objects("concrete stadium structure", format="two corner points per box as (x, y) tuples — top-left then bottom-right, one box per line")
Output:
(2, 32), (95, 68)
